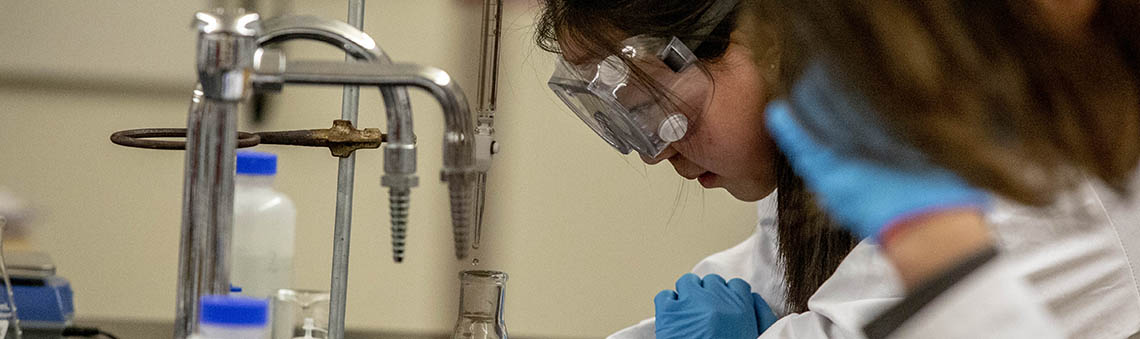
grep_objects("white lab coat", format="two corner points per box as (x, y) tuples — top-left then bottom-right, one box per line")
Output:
(609, 174), (1140, 339)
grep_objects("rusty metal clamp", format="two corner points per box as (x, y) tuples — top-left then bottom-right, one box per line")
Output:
(256, 120), (385, 157)
(110, 129), (261, 150)
(110, 120), (387, 158)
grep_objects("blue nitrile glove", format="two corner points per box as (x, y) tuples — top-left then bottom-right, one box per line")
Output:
(753, 293), (778, 333)
(764, 60), (988, 240)
(655, 274), (778, 339)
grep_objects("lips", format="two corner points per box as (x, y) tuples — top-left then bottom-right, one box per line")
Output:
(667, 155), (712, 184)
(678, 169), (705, 180)
(697, 172), (717, 187)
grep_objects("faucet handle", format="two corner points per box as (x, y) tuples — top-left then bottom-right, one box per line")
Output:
(193, 10), (261, 101)
(193, 10), (261, 37)
(252, 48), (286, 92)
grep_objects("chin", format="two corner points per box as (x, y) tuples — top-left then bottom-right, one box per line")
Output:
(724, 186), (767, 202)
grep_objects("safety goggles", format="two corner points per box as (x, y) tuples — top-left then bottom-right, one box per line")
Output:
(548, 35), (713, 157)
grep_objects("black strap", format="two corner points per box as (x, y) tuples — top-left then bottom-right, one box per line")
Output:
(863, 246), (1001, 339)
(684, 0), (740, 51)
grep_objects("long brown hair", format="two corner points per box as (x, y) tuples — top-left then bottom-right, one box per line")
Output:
(535, 0), (857, 313)
(774, 153), (860, 311)
(753, 0), (1140, 205)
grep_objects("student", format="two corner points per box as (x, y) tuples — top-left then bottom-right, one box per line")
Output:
(536, 0), (1140, 337)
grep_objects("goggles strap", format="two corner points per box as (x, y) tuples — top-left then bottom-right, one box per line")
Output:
(684, 0), (740, 51)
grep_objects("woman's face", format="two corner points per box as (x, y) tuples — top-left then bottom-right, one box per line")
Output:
(561, 29), (778, 201)
(647, 31), (777, 201)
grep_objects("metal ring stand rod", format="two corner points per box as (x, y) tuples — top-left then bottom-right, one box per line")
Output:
(329, 0), (365, 338)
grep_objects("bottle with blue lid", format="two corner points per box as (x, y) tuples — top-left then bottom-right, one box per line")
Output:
(193, 295), (270, 339)
(232, 151), (297, 299)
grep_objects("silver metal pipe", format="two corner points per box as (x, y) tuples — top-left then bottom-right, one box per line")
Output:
(342, 0), (364, 121)
(257, 15), (419, 263)
(176, 11), (259, 339)
(268, 60), (476, 258)
(257, 16), (418, 156)
(328, 155), (355, 339)
(258, 16), (383, 60)
(257, 17), (417, 181)
(256, 15), (420, 336)
(275, 62), (473, 176)
(329, 1), (364, 338)
(175, 89), (241, 339)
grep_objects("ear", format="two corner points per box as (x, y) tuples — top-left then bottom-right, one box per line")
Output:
(1035, 0), (1099, 41)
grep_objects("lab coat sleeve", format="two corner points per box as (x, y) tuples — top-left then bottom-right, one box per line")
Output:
(983, 179), (1140, 339)
(867, 252), (1065, 339)
(610, 196), (909, 339)
(758, 242), (904, 339)
(761, 176), (1140, 339)
(607, 317), (657, 339)
(764, 180), (1140, 339)
(612, 173), (1140, 339)
(608, 238), (903, 339)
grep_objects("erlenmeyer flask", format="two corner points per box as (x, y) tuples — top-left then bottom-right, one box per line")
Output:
(452, 270), (507, 339)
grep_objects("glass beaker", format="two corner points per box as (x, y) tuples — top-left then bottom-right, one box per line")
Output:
(452, 270), (508, 339)
(272, 289), (330, 339)
(0, 217), (20, 339)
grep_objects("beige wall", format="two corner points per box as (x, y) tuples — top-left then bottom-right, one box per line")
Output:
(0, 1), (758, 337)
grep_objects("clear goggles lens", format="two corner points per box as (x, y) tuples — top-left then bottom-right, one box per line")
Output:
(548, 35), (712, 157)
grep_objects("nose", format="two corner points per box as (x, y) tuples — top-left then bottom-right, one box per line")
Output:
(640, 145), (677, 165)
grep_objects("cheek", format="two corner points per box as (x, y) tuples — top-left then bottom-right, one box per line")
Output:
(699, 71), (768, 150)
(674, 64), (777, 178)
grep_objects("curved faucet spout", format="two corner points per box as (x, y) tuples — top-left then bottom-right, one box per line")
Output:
(257, 15), (419, 262)
(276, 62), (474, 171)
(257, 15), (416, 181)
(266, 60), (476, 258)
(258, 16), (382, 61)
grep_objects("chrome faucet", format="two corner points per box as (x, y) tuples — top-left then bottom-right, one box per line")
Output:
(256, 60), (477, 259)
(252, 14), (479, 259)
(257, 15), (420, 263)
(175, 8), (478, 339)
(176, 10), (259, 339)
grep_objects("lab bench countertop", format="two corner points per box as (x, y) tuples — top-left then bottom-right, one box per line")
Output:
(78, 318), (588, 339)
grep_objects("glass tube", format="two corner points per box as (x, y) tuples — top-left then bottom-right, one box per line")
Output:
(452, 270), (508, 339)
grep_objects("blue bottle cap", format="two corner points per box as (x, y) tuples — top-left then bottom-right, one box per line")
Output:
(236, 151), (277, 176)
(199, 295), (268, 326)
